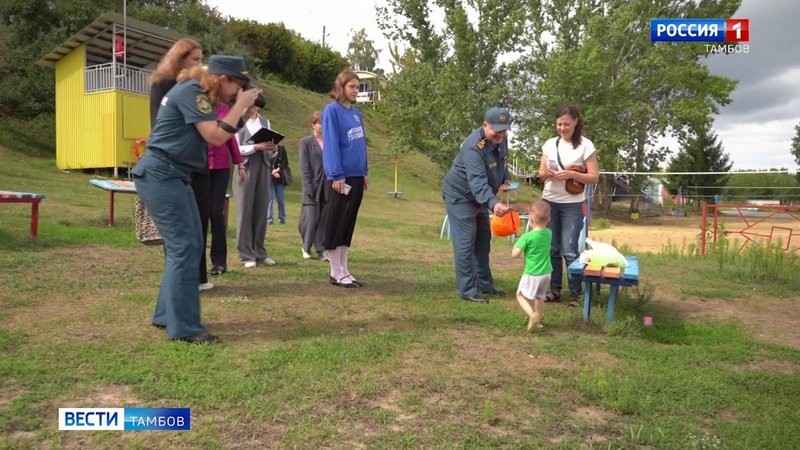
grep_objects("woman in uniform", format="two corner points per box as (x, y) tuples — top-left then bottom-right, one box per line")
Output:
(132, 55), (261, 343)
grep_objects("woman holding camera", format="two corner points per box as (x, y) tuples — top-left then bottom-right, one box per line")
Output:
(132, 55), (262, 343)
(537, 104), (599, 308)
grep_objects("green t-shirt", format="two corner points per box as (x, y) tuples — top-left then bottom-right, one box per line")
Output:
(514, 228), (553, 276)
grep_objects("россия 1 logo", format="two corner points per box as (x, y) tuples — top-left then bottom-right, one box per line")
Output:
(650, 18), (749, 54)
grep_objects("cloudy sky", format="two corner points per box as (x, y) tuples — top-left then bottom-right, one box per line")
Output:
(704, 0), (800, 170)
(205, 0), (800, 171)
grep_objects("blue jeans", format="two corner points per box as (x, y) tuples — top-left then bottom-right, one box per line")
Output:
(545, 200), (584, 299)
(268, 180), (286, 223)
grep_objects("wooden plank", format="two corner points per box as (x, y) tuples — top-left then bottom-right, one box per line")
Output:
(583, 265), (603, 277)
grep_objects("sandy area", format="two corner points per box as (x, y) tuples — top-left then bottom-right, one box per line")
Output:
(588, 214), (800, 254)
(589, 217), (699, 253)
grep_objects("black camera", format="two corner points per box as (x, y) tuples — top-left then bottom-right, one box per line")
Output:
(243, 81), (267, 109)
(254, 93), (267, 109)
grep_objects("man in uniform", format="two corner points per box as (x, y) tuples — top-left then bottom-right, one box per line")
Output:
(442, 106), (513, 303)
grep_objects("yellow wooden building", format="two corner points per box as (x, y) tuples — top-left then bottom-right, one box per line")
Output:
(37, 12), (186, 175)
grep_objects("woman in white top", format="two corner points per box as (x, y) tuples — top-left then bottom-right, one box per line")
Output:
(234, 106), (278, 267)
(536, 104), (599, 308)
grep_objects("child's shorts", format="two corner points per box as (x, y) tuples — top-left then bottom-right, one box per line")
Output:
(517, 274), (551, 301)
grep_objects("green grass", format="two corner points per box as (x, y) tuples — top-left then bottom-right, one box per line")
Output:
(1, 82), (799, 448)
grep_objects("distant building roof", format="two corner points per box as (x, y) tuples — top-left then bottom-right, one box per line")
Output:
(355, 70), (379, 80)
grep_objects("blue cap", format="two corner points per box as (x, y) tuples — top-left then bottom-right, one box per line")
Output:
(484, 107), (512, 132)
(207, 55), (250, 82)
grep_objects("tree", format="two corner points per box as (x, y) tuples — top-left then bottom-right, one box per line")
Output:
(377, 0), (528, 171)
(131, 2), (245, 56)
(0, 0), (116, 117)
(666, 125), (732, 203)
(722, 171), (800, 205)
(303, 42), (350, 93)
(791, 123), (800, 184)
(510, 0), (739, 214)
(0, 0), (239, 118)
(346, 28), (379, 72)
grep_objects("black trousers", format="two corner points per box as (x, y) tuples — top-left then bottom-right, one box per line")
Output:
(208, 168), (230, 268)
(191, 172), (211, 283)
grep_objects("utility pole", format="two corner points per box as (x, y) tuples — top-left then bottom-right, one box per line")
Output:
(322, 26), (326, 47)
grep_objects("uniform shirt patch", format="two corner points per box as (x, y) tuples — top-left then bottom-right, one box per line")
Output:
(476, 138), (486, 150)
(488, 162), (497, 169)
(196, 94), (212, 114)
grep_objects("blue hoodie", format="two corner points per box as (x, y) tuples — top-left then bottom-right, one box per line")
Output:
(322, 101), (368, 180)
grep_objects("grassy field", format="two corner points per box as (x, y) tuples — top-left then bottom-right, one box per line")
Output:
(1, 82), (800, 448)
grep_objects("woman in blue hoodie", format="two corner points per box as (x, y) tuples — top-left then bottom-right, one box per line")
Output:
(321, 69), (368, 288)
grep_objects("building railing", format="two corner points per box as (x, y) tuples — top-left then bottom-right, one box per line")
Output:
(508, 157), (535, 179)
(85, 63), (152, 94)
(356, 89), (381, 103)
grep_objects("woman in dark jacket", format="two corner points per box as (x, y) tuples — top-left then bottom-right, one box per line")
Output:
(267, 144), (290, 225)
(298, 111), (327, 260)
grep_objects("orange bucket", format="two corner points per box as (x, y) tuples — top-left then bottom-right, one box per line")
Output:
(490, 210), (520, 237)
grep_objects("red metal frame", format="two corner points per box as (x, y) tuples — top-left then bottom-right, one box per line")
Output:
(701, 203), (800, 255)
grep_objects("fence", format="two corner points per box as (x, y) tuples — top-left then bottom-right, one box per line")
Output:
(85, 63), (151, 94)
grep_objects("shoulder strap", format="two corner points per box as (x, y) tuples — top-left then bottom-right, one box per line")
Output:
(555, 138), (566, 170)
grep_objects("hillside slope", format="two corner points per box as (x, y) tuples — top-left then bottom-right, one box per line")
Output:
(0, 79), (448, 242)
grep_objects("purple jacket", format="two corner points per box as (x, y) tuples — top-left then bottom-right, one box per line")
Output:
(207, 103), (244, 170)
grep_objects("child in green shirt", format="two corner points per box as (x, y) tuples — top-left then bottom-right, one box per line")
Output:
(511, 201), (553, 331)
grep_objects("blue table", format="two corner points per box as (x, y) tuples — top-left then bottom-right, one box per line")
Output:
(89, 179), (137, 226)
(568, 256), (639, 324)
(90, 179), (231, 228)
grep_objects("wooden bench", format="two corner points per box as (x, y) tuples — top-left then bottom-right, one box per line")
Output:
(0, 190), (46, 238)
(568, 255), (640, 324)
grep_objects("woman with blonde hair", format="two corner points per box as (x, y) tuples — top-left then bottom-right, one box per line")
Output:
(132, 55), (262, 343)
(149, 38), (203, 125)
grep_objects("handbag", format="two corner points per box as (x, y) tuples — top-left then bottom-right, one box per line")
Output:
(282, 165), (293, 186)
(134, 196), (163, 245)
(555, 138), (587, 195)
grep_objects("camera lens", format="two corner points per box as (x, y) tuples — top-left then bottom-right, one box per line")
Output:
(254, 93), (267, 109)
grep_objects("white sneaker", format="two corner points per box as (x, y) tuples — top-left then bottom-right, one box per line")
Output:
(243, 261), (257, 268)
(199, 282), (214, 292)
(259, 257), (276, 266)
(302, 248), (312, 259)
